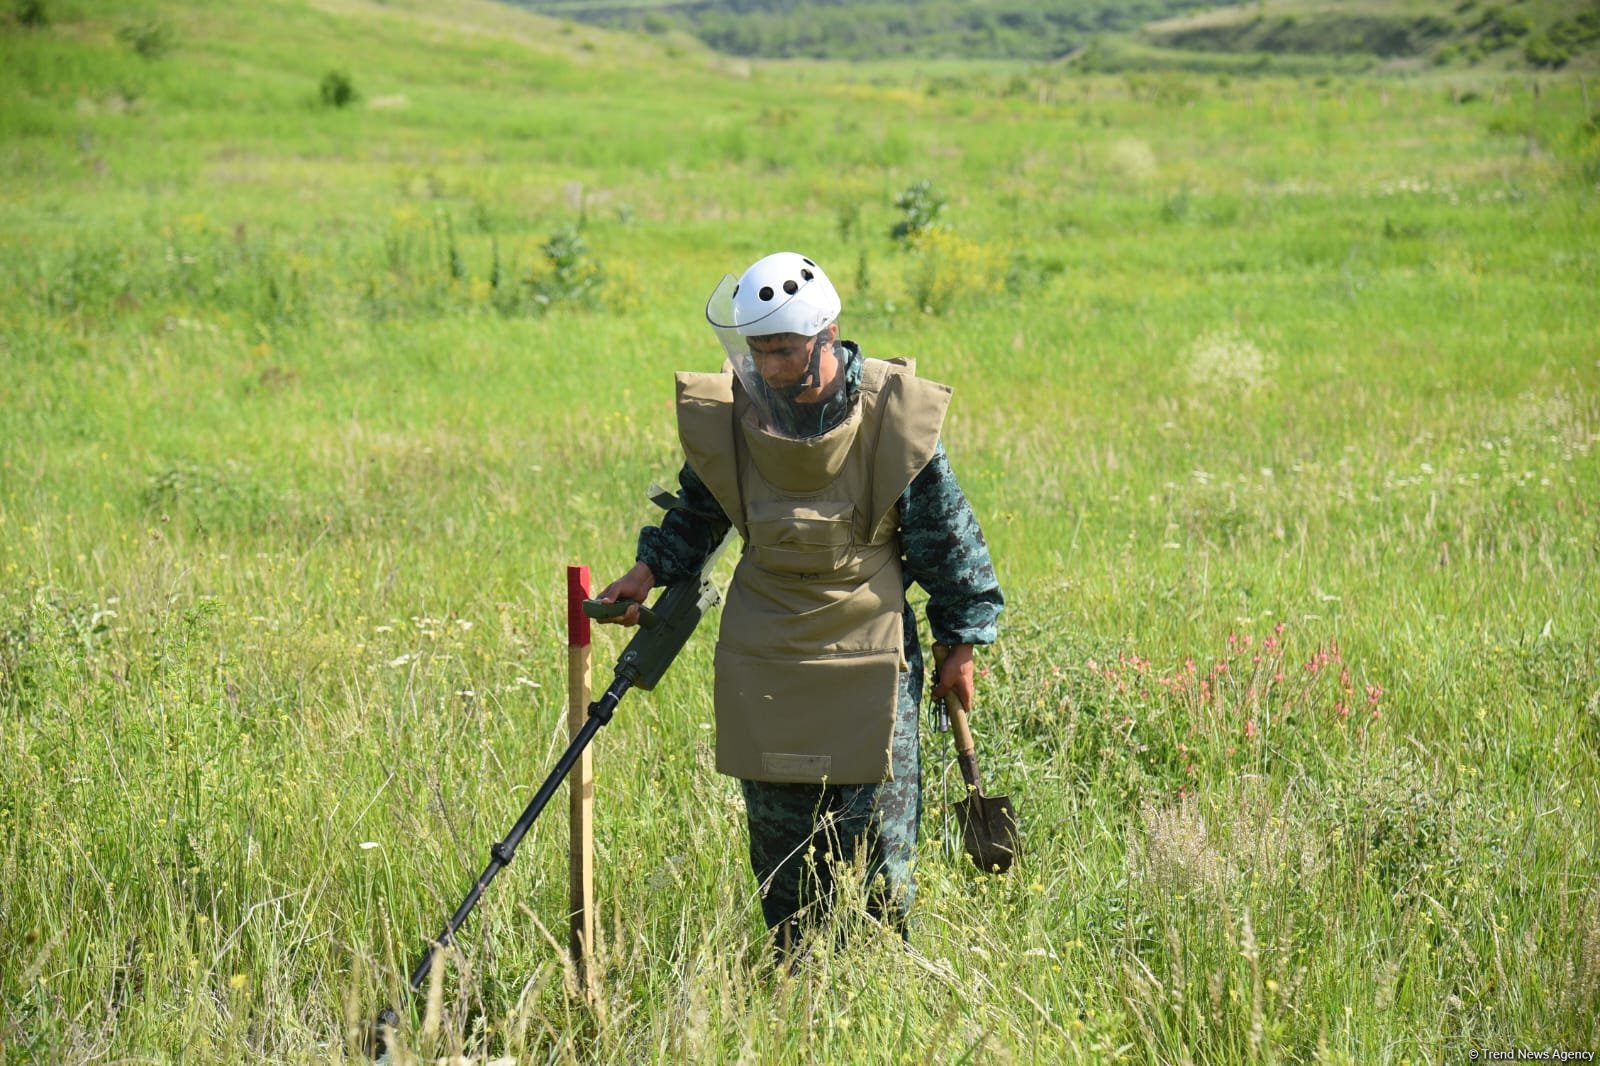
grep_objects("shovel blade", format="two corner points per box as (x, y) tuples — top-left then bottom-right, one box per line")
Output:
(956, 792), (1020, 873)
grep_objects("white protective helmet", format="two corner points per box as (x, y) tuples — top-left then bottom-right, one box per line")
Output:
(704, 253), (845, 435)
(707, 252), (841, 339)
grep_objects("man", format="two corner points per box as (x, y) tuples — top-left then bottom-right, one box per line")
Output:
(597, 251), (1002, 951)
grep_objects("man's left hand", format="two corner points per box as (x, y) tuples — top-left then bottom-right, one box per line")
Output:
(931, 643), (976, 713)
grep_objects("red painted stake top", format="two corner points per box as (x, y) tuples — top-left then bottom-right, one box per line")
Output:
(567, 566), (591, 648)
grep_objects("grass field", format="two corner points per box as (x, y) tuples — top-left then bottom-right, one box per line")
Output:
(3, 0), (1599, 1062)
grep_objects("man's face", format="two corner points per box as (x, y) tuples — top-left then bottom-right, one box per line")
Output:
(748, 333), (817, 390)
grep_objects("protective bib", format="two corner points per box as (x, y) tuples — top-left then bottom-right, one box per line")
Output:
(676, 358), (949, 783)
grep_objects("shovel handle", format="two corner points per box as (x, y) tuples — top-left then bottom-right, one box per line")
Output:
(933, 644), (983, 793)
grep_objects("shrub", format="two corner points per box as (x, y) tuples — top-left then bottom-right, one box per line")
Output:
(889, 179), (946, 245)
(1478, 6), (1533, 50)
(1523, 34), (1569, 69)
(1545, 16), (1600, 50)
(142, 461), (281, 537)
(14, 0), (47, 27)
(319, 70), (357, 109)
(117, 20), (176, 59)
(527, 227), (604, 310)
(1003, 250), (1065, 297)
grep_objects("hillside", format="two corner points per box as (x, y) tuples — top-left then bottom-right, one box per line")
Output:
(501, 0), (1217, 61)
(3, 0), (1599, 1062)
(1142, 0), (1600, 72)
(503, 0), (1600, 69)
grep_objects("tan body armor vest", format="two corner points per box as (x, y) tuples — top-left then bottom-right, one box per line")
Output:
(675, 358), (950, 784)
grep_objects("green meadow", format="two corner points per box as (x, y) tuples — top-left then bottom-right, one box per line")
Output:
(3, 0), (1599, 1061)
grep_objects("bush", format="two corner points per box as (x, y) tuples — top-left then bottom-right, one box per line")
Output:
(527, 227), (604, 310)
(319, 70), (357, 109)
(117, 20), (176, 59)
(889, 179), (947, 245)
(1004, 250), (1065, 296)
(1523, 34), (1569, 69)
(14, 0), (47, 27)
(1478, 6), (1533, 50)
(1546, 17), (1590, 51)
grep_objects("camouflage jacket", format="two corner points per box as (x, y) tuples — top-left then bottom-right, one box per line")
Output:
(637, 342), (1003, 648)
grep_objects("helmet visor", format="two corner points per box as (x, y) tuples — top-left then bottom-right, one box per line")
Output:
(706, 274), (767, 410)
(704, 274), (843, 440)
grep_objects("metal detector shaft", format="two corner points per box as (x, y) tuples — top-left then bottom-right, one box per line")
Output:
(403, 671), (632, 995)
(370, 558), (727, 1056)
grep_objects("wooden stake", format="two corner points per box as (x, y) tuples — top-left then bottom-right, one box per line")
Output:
(565, 566), (596, 995)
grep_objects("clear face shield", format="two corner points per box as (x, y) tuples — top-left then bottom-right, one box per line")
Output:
(705, 274), (844, 439)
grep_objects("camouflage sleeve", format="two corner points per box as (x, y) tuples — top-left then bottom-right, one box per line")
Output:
(636, 461), (732, 586)
(900, 441), (1004, 646)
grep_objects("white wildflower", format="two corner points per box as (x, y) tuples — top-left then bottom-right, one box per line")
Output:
(1185, 328), (1276, 395)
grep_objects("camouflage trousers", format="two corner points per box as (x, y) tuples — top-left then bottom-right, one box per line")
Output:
(738, 636), (925, 948)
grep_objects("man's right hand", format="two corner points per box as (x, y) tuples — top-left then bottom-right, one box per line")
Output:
(594, 562), (656, 626)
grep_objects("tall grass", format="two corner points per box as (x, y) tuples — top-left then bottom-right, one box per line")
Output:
(2, 0), (1598, 1061)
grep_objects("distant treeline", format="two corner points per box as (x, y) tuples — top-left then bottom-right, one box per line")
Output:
(1142, 4), (1600, 70)
(506, 0), (1215, 60)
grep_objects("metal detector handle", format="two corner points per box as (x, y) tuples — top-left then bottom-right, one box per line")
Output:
(581, 597), (661, 629)
(611, 578), (721, 691)
(584, 531), (732, 693)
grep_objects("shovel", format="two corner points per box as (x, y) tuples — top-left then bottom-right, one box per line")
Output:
(932, 644), (1020, 873)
